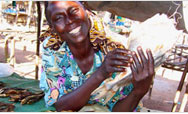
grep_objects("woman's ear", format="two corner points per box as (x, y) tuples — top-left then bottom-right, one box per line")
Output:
(86, 9), (95, 17)
(48, 23), (52, 29)
(51, 27), (56, 34)
(86, 10), (91, 16)
(48, 25), (56, 34)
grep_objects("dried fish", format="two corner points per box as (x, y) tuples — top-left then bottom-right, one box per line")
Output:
(21, 92), (44, 105)
(0, 86), (44, 105)
(0, 94), (8, 97)
(9, 91), (33, 102)
(0, 102), (15, 112)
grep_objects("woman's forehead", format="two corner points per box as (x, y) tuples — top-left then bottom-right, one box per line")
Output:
(48, 1), (82, 10)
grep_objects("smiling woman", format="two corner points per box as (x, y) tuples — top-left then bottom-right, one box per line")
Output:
(48, 1), (90, 44)
(39, 1), (155, 112)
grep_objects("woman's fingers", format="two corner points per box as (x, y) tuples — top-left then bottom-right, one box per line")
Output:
(146, 49), (154, 75)
(113, 67), (127, 72)
(103, 48), (132, 74)
(111, 54), (131, 61)
(111, 60), (130, 67)
(130, 47), (154, 78)
(113, 48), (130, 55)
(137, 46), (148, 69)
(131, 51), (142, 73)
(130, 62), (137, 79)
(108, 48), (132, 68)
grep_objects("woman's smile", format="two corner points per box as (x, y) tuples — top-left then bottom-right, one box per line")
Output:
(69, 26), (82, 36)
(47, 1), (90, 44)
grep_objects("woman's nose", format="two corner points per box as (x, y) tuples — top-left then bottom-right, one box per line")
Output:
(66, 17), (73, 25)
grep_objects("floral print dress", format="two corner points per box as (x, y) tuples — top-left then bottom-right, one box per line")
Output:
(39, 15), (140, 111)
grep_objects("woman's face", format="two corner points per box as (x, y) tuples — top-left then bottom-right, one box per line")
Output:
(47, 1), (90, 44)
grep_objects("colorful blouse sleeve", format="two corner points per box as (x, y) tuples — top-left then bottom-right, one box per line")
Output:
(40, 37), (66, 107)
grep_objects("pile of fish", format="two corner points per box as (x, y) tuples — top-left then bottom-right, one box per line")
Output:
(0, 81), (44, 111)
(0, 87), (44, 105)
(0, 101), (15, 112)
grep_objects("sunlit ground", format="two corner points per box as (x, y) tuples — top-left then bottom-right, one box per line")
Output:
(157, 67), (188, 82)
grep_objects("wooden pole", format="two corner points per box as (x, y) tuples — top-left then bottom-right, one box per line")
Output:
(10, 38), (15, 67)
(35, 1), (41, 80)
(179, 83), (188, 112)
(26, 1), (32, 28)
(40, 2), (45, 31)
(4, 39), (9, 62)
(171, 57), (188, 112)
(148, 76), (155, 99)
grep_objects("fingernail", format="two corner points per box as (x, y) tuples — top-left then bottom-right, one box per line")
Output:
(130, 58), (133, 62)
(129, 62), (132, 66)
(132, 51), (136, 55)
(146, 48), (151, 52)
(137, 46), (142, 50)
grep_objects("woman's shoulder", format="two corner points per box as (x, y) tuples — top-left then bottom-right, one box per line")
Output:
(89, 15), (127, 56)
(40, 27), (66, 54)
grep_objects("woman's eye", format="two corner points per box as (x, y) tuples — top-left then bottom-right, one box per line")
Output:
(70, 8), (79, 14)
(55, 15), (63, 21)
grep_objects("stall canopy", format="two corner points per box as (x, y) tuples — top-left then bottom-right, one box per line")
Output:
(84, 1), (187, 33)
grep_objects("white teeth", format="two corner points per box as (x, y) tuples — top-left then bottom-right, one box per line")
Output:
(69, 26), (81, 34)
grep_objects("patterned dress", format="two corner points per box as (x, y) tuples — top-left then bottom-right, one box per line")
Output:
(39, 16), (139, 111)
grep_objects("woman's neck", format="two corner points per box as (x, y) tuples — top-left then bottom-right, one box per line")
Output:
(67, 37), (94, 60)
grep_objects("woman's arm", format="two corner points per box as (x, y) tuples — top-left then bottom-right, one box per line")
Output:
(54, 48), (131, 111)
(112, 47), (155, 112)
(112, 90), (144, 112)
(54, 67), (105, 111)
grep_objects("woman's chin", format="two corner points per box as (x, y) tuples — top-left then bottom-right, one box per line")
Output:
(73, 37), (86, 44)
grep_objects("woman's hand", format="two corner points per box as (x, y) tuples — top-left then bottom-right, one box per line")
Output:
(99, 48), (132, 79)
(130, 46), (155, 97)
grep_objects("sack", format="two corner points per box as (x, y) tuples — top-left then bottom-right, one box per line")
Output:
(0, 63), (14, 77)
